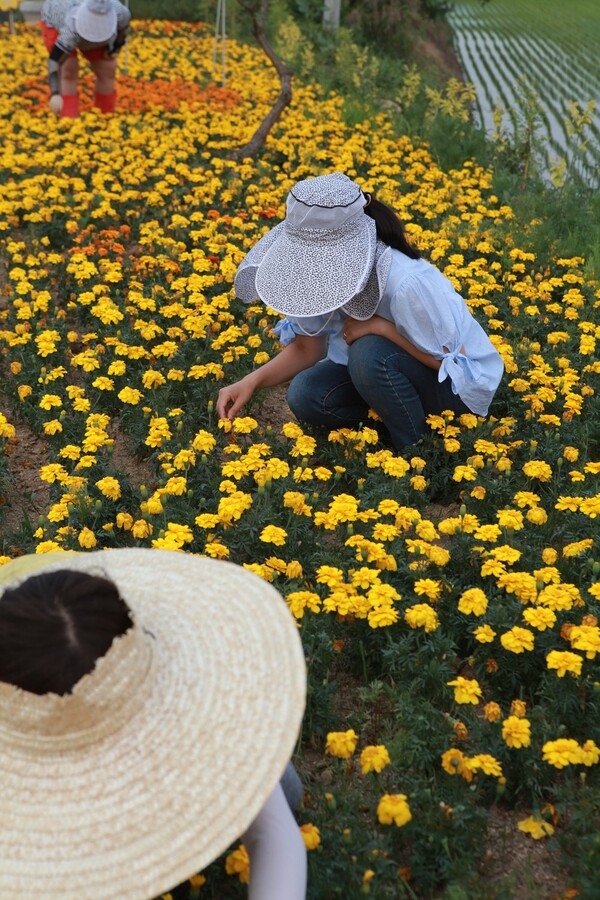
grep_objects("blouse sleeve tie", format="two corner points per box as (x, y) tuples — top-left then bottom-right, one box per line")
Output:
(273, 318), (296, 346)
(438, 348), (481, 396)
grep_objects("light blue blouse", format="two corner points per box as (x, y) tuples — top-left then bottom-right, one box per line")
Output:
(274, 248), (504, 417)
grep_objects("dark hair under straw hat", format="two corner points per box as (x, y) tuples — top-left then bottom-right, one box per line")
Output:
(0, 548), (306, 899)
(234, 172), (392, 321)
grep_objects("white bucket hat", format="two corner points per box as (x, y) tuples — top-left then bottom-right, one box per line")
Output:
(0, 548), (306, 899)
(74, 0), (117, 44)
(234, 172), (392, 321)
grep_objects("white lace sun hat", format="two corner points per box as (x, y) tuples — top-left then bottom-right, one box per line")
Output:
(0, 548), (306, 900)
(74, 0), (117, 44)
(234, 172), (392, 321)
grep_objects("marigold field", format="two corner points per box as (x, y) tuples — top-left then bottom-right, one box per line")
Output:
(1, 16), (600, 900)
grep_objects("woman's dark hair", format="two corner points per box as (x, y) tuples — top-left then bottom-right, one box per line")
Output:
(0, 569), (133, 696)
(364, 196), (421, 260)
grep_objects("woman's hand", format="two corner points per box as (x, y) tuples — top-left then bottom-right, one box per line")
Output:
(342, 316), (383, 344)
(344, 315), (442, 370)
(216, 377), (255, 420)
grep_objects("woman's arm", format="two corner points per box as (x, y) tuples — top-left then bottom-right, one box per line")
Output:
(216, 333), (326, 420)
(242, 783), (307, 900)
(344, 315), (442, 370)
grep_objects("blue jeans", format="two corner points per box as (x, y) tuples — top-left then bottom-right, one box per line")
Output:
(286, 335), (471, 450)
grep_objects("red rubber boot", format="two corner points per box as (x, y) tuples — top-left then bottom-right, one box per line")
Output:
(94, 91), (117, 113)
(61, 94), (80, 118)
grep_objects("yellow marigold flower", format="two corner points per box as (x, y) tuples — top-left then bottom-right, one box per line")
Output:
(192, 429), (216, 453)
(469, 754), (503, 777)
(483, 701), (502, 722)
(496, 508), (524, 530)
(537, 583), (580, 611)
(225, 844), (250, 884)
(542, 738), (582, 768)
(36, 541), (63, 554)
(204, 541), (230, 559)
(299, 823), (321, 850)
(569, 624), (600, 659)
(522, 607), (556, 631)
(286, 591), (321, 619)
(283, 491), (312, 516)
(563, 538), (594, 557)
(78, 527), (97, 549)
(368, 606), (399, 628)
(217, 492), (252, 525)
(282, 422), (304, 439)
(118, 387), (143, 405)
(441, 748), (471, 780)
(132, 519), (152, 539)
(541, 547), (558, 565)
(458, 587), (488, 616)
(92, 376), (114, 391)
(360, 745), (391, 774)
(116, 512), (133, 531)
(40, 463), (69, 484)
(518, 815), (554, 840)
(502, 715), (531, 748)
(232, 416), (258, 434)
(414, 578), (443, 601)
(381, 456), (410, 477)
(526, 506), (548, 525)
(376, 793), (412, 827)
(259, 525), (287, 546)
(580, 740), (600, 766)
(405, 603), (439, 632)
(555, 495), (581, 512)
(18, 384), (33, 401)
(546, 650), (583, 677)
(325, 729), (358, 759)
(316, 565), (345, 587)
(474, 624), (496, 643)
(580, 496), (600, 518)
(95, 476), (121, 501)
(447, 676), (482, 705)
(513, 490), (541, 508)
(522, 460), (553, 482)
(500, 627), (535, 653)
(162, 476), (187, 496)
(453, 464), (477, 482)
(39, 393), (62, 410)
(510, 699), (527, 717)
(43, 419), (63, 436)
(474, 524), (502, 542)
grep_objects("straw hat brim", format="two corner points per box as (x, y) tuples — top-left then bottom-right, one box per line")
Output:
(0, 548), (306, 899)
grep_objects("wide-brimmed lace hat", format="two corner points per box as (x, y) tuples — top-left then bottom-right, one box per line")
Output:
(234, 172), (392, 321)
(75, 0), (117, 44)
(0, 548), (306, 899)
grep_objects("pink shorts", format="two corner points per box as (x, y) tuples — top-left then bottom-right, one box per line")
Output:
(41, 23), (107, 61)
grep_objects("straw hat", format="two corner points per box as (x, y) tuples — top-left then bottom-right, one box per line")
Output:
(234, 171), (392, 321)
(74, 0), (117, 44)
(0, 548), (306, 899)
